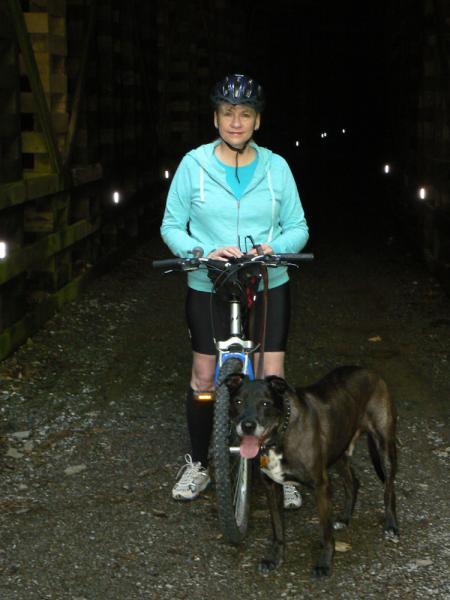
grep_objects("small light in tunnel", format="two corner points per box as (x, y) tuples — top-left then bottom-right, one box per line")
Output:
(164, 170), (170, 179)
(295, 140), (300, 147)
(0, 241), (7, 260)
(418, 187), (427, 200)
(320, 132), (328, 139)
(341, 128), (346, 134)
(112, 191), (121, 204)
(384, 164), (391, 174)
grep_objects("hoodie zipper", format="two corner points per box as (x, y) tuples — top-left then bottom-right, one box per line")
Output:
(236, 198), (241, 249)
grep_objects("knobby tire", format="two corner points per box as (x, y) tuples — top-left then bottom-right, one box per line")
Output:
(213, 357), (252, 544)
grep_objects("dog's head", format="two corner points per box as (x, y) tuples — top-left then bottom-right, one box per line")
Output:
(223, 374), (291, 459)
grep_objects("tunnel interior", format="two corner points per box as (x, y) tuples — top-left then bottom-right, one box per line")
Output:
(0, 0), (448, 358)
(188, 2), (423, 251)
(0, 6), (449, 594)
(254, 3), (392, 236)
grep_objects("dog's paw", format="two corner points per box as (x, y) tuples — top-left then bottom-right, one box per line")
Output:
(384, 527), (400, 543)
(258, 558), (280, 576)
(333, 519), (348, 530)
(310, 564), (332, 578)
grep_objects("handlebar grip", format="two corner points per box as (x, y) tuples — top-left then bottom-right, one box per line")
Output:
(280, 253), (314, 262)
(152, 258), (183, 268)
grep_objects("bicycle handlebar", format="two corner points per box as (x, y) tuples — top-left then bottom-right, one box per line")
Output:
(152, 257), (186, 268)
(152, 251), (314, 271)
(274, 252), (314, 263)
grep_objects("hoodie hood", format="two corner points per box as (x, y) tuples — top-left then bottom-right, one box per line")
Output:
(186, 140), (273, 198)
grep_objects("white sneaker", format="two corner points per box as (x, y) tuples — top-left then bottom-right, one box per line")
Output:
(283, 484), (302, 509)
(172, 454), (211, 500)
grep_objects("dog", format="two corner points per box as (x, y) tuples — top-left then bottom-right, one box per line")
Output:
(224, 366), (399, 578)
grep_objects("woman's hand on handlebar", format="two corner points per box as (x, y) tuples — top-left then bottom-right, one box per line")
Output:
(208, 246), (243, 260)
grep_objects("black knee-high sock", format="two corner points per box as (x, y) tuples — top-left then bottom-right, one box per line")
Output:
(186, 387), (214, 467)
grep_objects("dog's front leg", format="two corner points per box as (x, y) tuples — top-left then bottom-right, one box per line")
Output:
(259, 475), (285, 575)
(311, 472), (334, 578)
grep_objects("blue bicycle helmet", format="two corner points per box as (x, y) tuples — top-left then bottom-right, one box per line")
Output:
(210, 74), (265, 112)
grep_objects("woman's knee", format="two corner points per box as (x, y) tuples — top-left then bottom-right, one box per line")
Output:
(191, 352), (216, 390)
(255, 351), (285, 378)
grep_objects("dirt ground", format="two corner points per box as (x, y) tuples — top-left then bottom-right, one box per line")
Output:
(0, 169), (449, 599)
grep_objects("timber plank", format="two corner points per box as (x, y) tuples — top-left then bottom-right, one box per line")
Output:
(20, 92), (37, 113)
(0, 180), (26, 210)
(21, 130), (47, 153)
(24, 172), (62, 199)
(29, 0), (65, 16)
(49, 16), (65, 36)
(33, 155), (52, 173)
(24, 12), (49, 34)
(71, 163), (103, 187)
(0, 218), (100, 285)
(29, 33), (67, 55)
(0, 267), (90, 358)
(27, 248), (72, 291)
(51, 111), (68, 133)
(50, 73), (67, 94)
(24, 191), (69, 234)
(8, 0), (63, 174)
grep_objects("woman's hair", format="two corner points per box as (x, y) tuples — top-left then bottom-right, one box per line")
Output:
(210, 73), (265, 112)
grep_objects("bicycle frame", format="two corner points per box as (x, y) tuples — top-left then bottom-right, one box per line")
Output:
(213, 296), (256, 382)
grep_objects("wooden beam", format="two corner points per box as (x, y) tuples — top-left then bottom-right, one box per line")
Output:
(0, 218), (101, 285)
(64, 0), (97, 166)
(0, 267), (95, 360)
(0, 236), (143, 360)
(7, 0), (63, 176)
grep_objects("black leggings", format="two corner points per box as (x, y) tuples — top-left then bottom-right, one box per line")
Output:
(185, 282), (291, 355)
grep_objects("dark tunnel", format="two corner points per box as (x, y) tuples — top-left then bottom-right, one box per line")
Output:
(0, 0), (448, 357)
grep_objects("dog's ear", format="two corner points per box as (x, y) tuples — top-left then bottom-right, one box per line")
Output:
(265, 376), (288, 410)
(266, 375), (289, 396)
(223, 372), (245, 394)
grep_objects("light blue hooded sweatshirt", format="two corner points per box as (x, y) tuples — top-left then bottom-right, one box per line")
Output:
(161, 140), (309, 292)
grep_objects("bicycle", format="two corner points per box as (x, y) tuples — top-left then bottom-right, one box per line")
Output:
(153, 248), (313, 543)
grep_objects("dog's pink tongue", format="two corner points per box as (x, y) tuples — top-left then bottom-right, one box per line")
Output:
(240, 435), (260, 459)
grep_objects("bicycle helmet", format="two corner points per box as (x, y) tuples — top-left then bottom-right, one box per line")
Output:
(210, 74), (265, 112)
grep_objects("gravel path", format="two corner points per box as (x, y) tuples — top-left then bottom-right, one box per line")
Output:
(0, 202), (449, 599)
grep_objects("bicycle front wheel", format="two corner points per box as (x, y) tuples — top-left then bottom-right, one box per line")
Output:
(213, 357), (252, 544)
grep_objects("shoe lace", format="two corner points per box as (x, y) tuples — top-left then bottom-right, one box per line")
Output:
(175, 454), (205, 490)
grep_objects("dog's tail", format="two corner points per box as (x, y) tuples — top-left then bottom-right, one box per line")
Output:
(367, 434), (386, 483)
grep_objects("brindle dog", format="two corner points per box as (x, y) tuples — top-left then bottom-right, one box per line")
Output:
(224, 366), (399, 578)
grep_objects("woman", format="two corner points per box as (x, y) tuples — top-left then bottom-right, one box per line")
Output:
(161, 74), (309, 507)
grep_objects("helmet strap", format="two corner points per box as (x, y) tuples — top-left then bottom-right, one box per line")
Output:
(220, 136), (252, 183)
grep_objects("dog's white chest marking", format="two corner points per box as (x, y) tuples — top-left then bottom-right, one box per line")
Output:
(260, 448), (286, 484)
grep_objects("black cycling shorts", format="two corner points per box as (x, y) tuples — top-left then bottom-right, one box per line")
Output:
(185, 282), (291, 355)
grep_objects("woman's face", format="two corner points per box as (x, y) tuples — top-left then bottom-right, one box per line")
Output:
(214, 103), (260, 149)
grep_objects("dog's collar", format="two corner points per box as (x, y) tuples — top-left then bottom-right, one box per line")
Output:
(261, 396), (291, 450)
(281, 396), (291, 434)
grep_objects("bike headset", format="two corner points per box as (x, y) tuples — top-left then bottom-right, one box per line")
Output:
(210, 74), (265, 182)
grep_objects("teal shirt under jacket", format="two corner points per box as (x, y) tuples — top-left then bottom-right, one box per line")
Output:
(161, 140), (309, 292)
